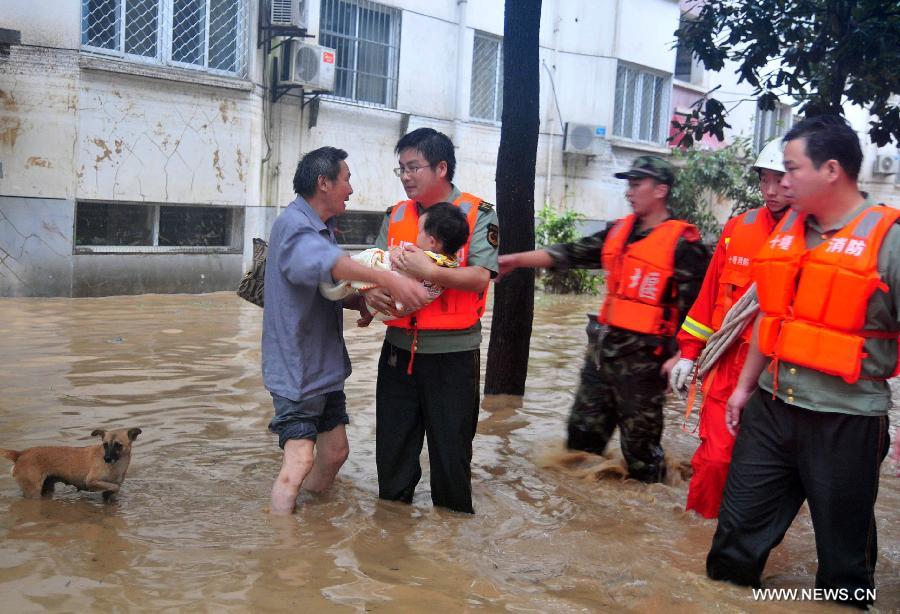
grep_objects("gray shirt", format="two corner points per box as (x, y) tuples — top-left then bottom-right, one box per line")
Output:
(262, 197), (349, 402)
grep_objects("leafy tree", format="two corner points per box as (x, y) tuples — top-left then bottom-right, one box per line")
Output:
(669, 138), (763, 239)
(534, 204), (600, 294)
(673, 0), (900, 147)
(484, 0), (542, 396)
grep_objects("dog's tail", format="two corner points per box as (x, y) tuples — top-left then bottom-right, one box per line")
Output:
(0, 449), (20, 462)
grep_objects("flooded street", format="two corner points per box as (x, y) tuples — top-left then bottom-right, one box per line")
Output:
(0, 291), (898, 612)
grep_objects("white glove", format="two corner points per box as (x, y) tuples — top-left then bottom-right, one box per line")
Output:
(669, 358), (696, 400)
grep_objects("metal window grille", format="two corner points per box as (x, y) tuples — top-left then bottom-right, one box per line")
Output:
(753, 103), (792, 153)
(331, 211), (384, 247)
(469, 32), (503, 122)
(612, 64), (669, 145)
(75, 202), (240, 249)
(81, 0), (248, 76)
(319, 0), (400, 108)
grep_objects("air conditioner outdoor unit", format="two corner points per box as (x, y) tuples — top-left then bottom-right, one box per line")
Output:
(270, 0), (307, 30)
(563, 122), (606, 155)
(283, 42), (336, 91)
(873, 154), (898, 175)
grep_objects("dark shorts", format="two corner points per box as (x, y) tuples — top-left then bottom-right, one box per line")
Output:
(268, 390), (349, 449)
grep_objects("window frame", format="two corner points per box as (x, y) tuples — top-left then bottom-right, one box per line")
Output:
(673, 13), (702, 85)
(469, 31), (504, 123)
(753, 101), (793, 153)
(319, 0), (401, 109)
(80, 0), (249, 78)
(612, 62), (671, 146)
(73, 200), (244, 254)
(330, 210), (385, 249)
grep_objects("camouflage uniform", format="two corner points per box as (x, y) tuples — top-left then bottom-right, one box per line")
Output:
(547, 157), (710, 482)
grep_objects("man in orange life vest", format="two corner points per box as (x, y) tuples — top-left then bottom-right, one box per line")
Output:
(668, 138), (791, 519)
(706, 115), (896, 607)
(499, 156), (710, 482)
(366, 128), (499, 514)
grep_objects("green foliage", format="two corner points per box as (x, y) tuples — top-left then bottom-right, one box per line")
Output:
(535, 204), (601, 294)
(672, 0), (900, 147)
(669, 138), (763, 239)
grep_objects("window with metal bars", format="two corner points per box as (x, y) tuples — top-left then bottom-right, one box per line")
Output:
(319, 0), (400, 108)
(753, 101), (792, 153)
(74, 201), (243, 251)
(81, 0), (248, 76)
(612, 64), (670, 145)
(331, 211), (383, 247)
(469, 32), (503, 123)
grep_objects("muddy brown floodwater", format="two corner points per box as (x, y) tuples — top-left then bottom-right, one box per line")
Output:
(0, 291), (897, 612)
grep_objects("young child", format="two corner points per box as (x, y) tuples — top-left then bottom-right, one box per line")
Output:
(320, 202), (470, 320)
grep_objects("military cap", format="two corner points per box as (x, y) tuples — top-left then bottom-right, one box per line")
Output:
(614, 155), (675, 186)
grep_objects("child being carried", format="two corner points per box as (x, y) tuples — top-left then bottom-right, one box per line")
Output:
(320, 202), (470, 320)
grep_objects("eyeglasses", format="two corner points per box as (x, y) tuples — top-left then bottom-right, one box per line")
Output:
(393, 164), (432, 178)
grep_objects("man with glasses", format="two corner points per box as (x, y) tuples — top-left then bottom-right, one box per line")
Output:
(365, 128), (499, 514)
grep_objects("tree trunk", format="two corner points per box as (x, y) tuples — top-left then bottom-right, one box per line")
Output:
(484, 0), (542, 396)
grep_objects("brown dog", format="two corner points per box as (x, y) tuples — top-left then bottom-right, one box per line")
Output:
(0, 428), (141, 500)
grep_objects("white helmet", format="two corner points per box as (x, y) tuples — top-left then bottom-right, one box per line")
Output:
(753, 137), (785, 173)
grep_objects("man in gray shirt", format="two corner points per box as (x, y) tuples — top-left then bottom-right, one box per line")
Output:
(262, 147), (428, 515)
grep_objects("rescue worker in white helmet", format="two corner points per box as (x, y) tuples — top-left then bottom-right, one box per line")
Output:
(669, 137), (791, 518)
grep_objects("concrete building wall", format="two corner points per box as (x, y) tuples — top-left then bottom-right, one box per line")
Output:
(0, 196), (75, 297)
(1, 46), (80, 200)
(297, 0), (684, 227)
(71, 251), (244, 297)
(74, 71), (262, 206)
(1, 0), (264, 296)
(2, 0), (897, 297)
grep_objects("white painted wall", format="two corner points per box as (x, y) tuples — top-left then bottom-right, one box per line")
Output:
(547, 0), (616, 57)
(617, 0), (681, 72)
(299, 0), (687, 226)
(0, 48), (79, 199)
(76, 73), (262, 205)
(465, 0), (505, 37)
(2, 0), (896, 297)
(1, 0), (82, 48)
(396, 11), (458, 119)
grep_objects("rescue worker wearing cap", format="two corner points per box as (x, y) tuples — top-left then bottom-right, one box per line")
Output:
(500, 156), (710, 482)
(668, 138), (791, 518)
(706, 115), (896, 607)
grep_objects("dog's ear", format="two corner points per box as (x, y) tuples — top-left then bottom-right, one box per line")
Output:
(91, 429), (106, 438)
(127, 428), (142, 441)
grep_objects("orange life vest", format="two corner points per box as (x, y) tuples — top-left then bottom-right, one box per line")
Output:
(754, 205), (900, 383)
(385, 193), (487, 330)
(710, 207), (778, 333)
(599, 214), (701, 336)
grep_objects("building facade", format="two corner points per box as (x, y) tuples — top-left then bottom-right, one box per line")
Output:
(1, 0), (897, 296)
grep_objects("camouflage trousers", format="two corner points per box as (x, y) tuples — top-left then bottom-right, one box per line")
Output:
(566, 319), (668, 483)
